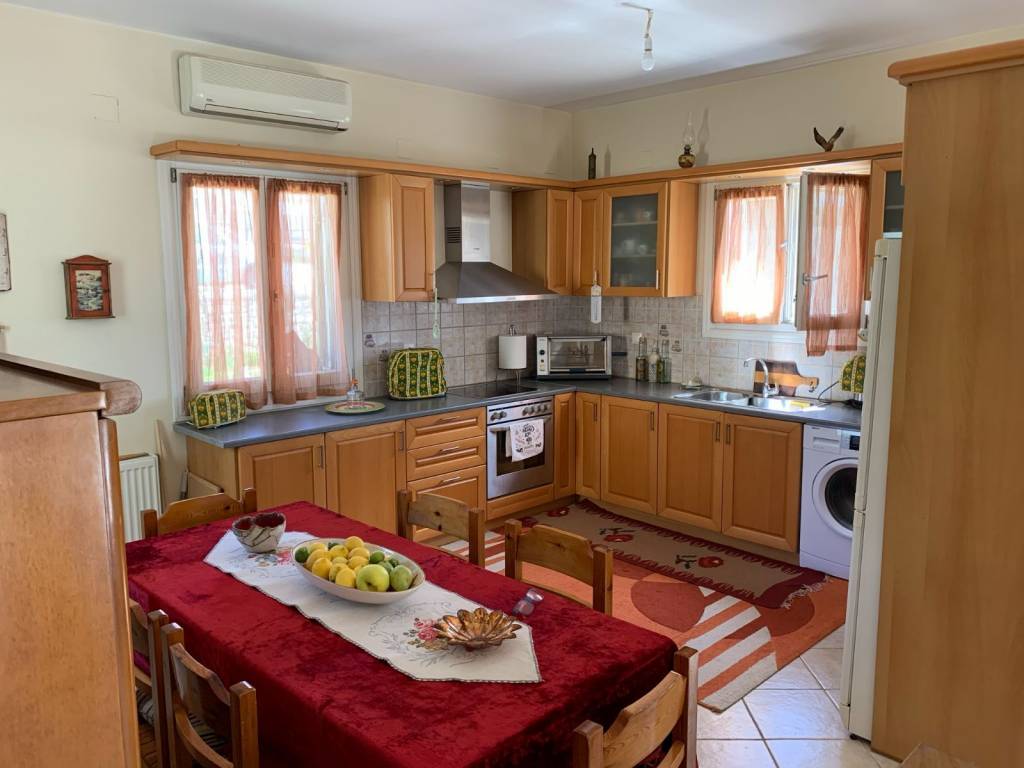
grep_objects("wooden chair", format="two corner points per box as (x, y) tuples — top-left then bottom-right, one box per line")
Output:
(143, 488), (257, 538)
(573, 647), (699, 768)
(504, 520), (614, 615)
(129, 602), (170, 768)
(160, 622), (259, 768)
(396, 490), (487, 567)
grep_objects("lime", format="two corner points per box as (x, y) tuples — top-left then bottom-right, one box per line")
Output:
(294, 546), (310, 564)
(368, 551), (386, 565)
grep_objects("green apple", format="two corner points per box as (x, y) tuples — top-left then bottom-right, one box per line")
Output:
(390, 565), (414, 592)
(356, 563), (390, 592)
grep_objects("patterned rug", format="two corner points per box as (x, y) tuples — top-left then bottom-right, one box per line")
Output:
(445, 500), (846, 711)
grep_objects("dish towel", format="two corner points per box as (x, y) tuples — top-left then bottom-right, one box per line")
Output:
(508, 419), (544, 461)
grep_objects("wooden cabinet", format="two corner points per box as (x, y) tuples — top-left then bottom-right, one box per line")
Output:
(408, 464), (486, 511)
(572, 189), (605, 295)
(406, 435), (485, 482)
(325, 422), (406, 533)
(600, 395), (658, 514)
(553, 392), (575, 498)
(237, 434), (326, 510)
(511, 189), (573, 294)
(406, 407), (486, 450)
(721, 413), (801, 552)
(359, 173), (435, 301)
(575, 391), (602, 498)
(658, 404), (723, 532)
(864, 156), (904, 298)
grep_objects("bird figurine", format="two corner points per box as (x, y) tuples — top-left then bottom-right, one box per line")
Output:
(813, 126), (844, 152)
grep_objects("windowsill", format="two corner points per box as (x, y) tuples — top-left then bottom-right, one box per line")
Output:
(174, 393), (348, 423)
(701, 322), (806, 345)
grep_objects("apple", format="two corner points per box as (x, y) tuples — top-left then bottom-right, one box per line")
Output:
(355, 563), (390, 592)
(390, 565), (414, 592)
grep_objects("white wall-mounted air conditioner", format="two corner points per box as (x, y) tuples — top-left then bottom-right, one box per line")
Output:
(178, 55), (351, 132)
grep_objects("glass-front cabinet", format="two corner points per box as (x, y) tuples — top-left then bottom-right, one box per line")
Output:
(865, 157), (904, 298)
(603, 182), (668, 296)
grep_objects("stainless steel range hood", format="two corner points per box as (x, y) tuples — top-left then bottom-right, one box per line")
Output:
(434, 182), (556, 304)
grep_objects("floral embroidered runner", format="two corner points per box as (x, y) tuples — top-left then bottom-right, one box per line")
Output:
(204, 531), (541, 684)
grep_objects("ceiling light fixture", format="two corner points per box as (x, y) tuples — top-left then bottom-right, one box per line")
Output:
(622, 3), (655, 72)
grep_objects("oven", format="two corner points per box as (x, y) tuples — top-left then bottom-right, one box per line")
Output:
(486, 396), (554, 499)
(536, 336), (612, 379)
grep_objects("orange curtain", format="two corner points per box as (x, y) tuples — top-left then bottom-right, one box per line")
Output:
(803, 173), (869, 356)
(180, 173), (268, 409)
(711, 185), (787, 324)
(266, 179), (349, 404)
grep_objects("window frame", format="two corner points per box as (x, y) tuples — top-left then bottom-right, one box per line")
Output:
(698, 175), (805, 344)
(157, 159), (363, 421)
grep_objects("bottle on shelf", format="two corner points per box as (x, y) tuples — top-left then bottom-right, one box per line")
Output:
(657, 339), (672, 383)
(635, 336), (649, 382)
(647, 340), (660, 383)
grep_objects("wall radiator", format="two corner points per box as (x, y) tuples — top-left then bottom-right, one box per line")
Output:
(120, 453), (161, 542)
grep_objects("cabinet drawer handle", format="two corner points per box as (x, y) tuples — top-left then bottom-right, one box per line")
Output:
(438, 415), (464, 424)
(438, 445), (464, 454)
(439, 475), (462, 486)
(725, 424), (732, 445)
(714, 422), (721, 442)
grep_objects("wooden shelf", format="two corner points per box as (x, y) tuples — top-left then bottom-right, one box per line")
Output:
(611, 220), (658, 227)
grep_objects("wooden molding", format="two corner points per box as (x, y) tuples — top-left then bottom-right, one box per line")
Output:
(889, 38), (1024, 84)
(151, 138), (902, 190)
(0, 353), (141, 419)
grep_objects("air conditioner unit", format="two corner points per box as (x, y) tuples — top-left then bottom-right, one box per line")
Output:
(178, 55), (351, 132)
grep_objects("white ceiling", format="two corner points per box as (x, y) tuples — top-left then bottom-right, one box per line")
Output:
(10, 0), (1024, 108)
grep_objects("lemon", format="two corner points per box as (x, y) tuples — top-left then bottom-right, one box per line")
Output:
(344, 536), (365, 551)
(328, 562), (345, 581)
(348, 546), (371, 561)
(347, 555), (369, 570)
(331, 555), (348, 566)
(310, 557), (332, 579)
(308, 541), (327, 553)
(334, 567), (357, 588)
(305, 549), (330, 570)
(327, 544), (348, 559)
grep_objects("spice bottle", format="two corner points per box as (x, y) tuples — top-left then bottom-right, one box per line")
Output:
(635, 336), (649, 381)
(647, 340), (660, 382)
(657, 339), (672, 383)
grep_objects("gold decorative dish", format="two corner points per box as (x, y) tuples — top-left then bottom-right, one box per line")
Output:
(434, 608), (521, 651)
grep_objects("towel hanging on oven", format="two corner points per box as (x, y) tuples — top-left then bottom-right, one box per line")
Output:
(507, 419), (544, 461)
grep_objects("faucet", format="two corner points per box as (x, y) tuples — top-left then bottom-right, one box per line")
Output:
(744, 358), (778, 398)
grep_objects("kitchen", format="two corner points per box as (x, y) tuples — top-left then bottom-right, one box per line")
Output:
(1, 2), (1022, 767)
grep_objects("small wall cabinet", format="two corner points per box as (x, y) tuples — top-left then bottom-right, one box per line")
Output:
(511, 189), (574, 294)
(865, 157), (904, 299)
(359, 173), (436, 301)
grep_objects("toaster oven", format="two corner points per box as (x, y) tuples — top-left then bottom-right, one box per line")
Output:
(536, 336), (612, 379)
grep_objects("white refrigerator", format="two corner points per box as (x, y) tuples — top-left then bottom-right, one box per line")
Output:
(839, 238), (901, 739)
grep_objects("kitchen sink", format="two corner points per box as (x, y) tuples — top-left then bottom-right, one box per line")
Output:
(673, 389), (749, 404)
(743, 396), (825, 412)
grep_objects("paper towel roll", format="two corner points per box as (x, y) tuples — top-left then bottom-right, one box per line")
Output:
(498, 334), (527, 370)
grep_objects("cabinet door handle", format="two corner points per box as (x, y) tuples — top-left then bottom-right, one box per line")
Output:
(317, 445), (325, 468)
(714, 422), (721, 442)
(725, 424), (732, 445)
(592, 402), (598, 421)
(649, 411), (655, 431)
(655, 269), (660, 290)
(398, 431), (405, 451)
(439, 475), (462, 486)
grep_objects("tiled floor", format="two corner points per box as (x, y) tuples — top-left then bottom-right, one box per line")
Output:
(697, 626), (901, 768)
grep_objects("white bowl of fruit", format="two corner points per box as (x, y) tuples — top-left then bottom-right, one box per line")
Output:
(292, 535), (425, 604)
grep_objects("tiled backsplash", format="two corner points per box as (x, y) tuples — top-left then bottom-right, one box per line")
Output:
(359, 296), (860, 400)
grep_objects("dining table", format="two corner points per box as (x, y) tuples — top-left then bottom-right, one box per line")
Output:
(125, 501), (677, 767)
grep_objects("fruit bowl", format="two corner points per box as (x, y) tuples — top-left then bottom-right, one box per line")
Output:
(231, 512), (286, 553)
(291, 537), (425, 605)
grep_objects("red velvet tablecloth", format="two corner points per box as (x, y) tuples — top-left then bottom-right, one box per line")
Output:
(126, 502), (676, 768)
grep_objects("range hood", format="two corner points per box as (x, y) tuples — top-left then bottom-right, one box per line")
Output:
(434, 182), (556, 304)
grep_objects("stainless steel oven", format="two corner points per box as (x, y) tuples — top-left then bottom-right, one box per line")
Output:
(536, 335), (612, 379)
(486, 396), (554, 499)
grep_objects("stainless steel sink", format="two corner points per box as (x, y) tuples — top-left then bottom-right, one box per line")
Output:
(743, 396), (825, 413)
(673, 389), (749, 404)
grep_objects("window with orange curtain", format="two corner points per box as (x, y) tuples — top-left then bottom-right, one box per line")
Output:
(266, 180), (349, 404)
(710, 185), (789, 325)
(802, 173), (869, 356)
(180, 173), (268, 409)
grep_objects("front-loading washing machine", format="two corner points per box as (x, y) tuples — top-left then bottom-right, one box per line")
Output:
(800, 425), (859, 579)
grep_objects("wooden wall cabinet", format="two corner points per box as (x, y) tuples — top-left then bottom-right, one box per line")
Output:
(511, 189), (574, 294)
(720, 413), (801, 552)
(553, 392), (576, 497)
(575, 391), (602, 498)
(600, 395), (658, 514)
(237, 433), (326, 511)
(572, 189), (605, 295)
(864, 156), (904, 299)
(359, 173), (435, 301)
(325, 422), (406, 533)
(658, 403), (723, 533)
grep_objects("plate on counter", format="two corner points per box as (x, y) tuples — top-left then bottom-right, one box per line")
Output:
(326, 400), (386, 415)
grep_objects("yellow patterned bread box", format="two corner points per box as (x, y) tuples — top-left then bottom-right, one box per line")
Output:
(188, 389), (247, 429)
(387, 348), (447, 400)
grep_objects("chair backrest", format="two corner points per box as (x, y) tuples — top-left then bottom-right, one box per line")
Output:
(396, 490), (486, 567)
(143, 488), (257, 538)
(573, 647), (698, 768)
(128, 602), (170, 768)
(161, 623), (259, 768)
(504, 520), (614, 615)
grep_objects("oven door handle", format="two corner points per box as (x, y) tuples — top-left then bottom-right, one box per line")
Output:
(488, 415), (552, 434)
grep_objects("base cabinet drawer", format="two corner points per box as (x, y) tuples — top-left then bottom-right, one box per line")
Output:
(406, 408), (486, 450)
(406, 435), (486, 481)
(407, 464), (486, 511)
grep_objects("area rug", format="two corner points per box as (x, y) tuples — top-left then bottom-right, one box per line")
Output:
(444, 500), (846, 711)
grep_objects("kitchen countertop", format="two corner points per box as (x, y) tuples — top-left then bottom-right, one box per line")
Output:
(175, 377), (862, 449)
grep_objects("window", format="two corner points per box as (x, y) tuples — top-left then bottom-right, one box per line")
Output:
(170, 168), (357, 415)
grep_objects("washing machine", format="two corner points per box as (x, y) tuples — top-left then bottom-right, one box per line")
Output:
(800, 425), (859, 579)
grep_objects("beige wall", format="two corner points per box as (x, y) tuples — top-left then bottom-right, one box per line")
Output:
(572, 24), (1024, 178)
(0, 3), (572, 500)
